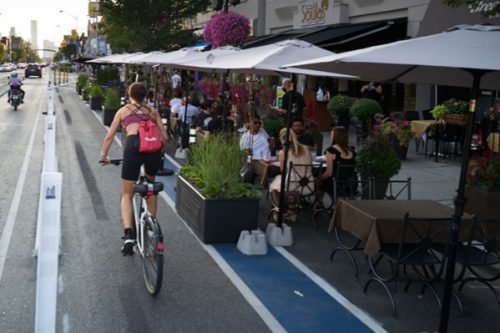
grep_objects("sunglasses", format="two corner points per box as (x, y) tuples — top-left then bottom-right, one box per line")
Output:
(253, 121), (261, 125)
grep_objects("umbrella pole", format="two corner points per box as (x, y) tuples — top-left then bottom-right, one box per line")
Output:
(438, 70), (484, 333)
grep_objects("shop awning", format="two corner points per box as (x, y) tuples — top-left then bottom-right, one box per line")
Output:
(244, 19), (407, 52)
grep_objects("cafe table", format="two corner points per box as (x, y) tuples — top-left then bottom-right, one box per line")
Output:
(329, 199), (473, 257)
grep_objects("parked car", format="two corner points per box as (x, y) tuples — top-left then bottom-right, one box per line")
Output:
(0, 64), (12, 72)
(16, 63), (27, 69)
(25, 63), (42, 78)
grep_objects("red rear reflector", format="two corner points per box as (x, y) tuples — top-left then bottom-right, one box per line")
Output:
(156, 242), (165, 251)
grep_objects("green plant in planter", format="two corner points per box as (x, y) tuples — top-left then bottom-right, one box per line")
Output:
(179, 134), (261, 199)
(355, 134), (401, 179)
(89, 84), (105, 99)
(349, 98), (382, 121)
(327, 95), (354, 117)
(431, 104), (447, 120)
(103, 88), (121, 110)
(77, 73), (89, 89)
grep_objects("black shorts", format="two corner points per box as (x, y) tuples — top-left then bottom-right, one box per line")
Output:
(122, 135), (162, 181)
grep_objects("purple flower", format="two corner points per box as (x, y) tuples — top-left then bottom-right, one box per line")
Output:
(204, 11), (250, 47)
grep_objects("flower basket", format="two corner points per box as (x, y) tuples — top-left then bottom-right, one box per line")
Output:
(444, 113), (468, 126)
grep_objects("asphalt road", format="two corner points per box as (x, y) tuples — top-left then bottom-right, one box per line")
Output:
(0, 73), (270, 333)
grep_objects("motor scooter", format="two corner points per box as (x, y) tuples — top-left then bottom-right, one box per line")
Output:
(9, 87), (21, 111)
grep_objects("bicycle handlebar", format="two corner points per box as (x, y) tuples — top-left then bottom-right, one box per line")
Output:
(99, 159), (123, 166)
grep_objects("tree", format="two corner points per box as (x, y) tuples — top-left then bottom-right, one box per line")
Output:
(442, 0), (500, 17)
(99, 0), (211, 52)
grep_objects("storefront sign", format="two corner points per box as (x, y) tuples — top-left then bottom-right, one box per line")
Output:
(468, 1), (499, 16)
(300, 0), (329, 27)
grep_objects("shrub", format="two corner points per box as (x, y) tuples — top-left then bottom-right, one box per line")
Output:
(103, 88), (121, 110)
(77, 73), (89, 88)
(89, 84), (105, 99)
(350, 98), (382, 121)
(327, 95), (354, 117)
(356, 134), (401, 179)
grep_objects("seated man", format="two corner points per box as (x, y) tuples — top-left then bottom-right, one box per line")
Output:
(291, 117), (315, 148)
(239, 114), (271, 160)
(8, 72), (25, 103)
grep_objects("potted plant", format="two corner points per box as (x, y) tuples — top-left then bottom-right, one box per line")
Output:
(465, 155), (500, 220)
(176, 134), (262, 243)
(327, 95), (354, 129)
(76, 73), (89, 95)
(89, 84), (105, 111)
(350, 98), (382, 143)
(204, 11), (251, 47)
(102, 88), (121, 126)
(443, 98), (469, 126)
(431, 104), (447, 120)
(355, 133), (402, 199)
(380, 120), (413, 160)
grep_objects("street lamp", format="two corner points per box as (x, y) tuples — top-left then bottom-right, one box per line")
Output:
(59, 10), (78, 32)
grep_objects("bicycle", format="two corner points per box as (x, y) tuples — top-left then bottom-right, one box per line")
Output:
(101, 159), (165, 296)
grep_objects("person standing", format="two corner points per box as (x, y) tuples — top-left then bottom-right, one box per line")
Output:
(360, 81), (383, 104)
(276, 78), (306, 119)
(99, 82), (168, 255)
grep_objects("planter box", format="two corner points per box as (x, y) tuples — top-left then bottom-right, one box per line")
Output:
(89, 97), (103, 111)
(102, 107), (118, 126)
(464, 187), (500, 221)
(175, 175), (260, 244)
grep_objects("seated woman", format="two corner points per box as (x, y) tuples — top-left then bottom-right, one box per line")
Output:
(269, 127), (313, 222)
(317, 126), (356, 211)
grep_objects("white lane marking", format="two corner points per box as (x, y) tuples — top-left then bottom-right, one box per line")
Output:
(276, 247), (388, 333)
(0, 104), (42, 283)
(62, 313), (70, 333)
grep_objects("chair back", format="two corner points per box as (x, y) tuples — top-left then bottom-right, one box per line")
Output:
(333, 164), (363, 200)
(397, 213), (452, 270)
(371, 178), (412, 200)
(286, 162), (315, 197)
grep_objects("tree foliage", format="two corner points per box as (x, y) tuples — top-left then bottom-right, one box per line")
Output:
(442, 0), (500, 17)
(99, 0), (211, 52)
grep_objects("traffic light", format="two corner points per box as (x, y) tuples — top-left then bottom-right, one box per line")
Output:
(212, 0), (223, 10)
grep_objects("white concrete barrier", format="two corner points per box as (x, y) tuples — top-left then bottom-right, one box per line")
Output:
(35, 73), (62, 333)
(35, 172), (62, 333)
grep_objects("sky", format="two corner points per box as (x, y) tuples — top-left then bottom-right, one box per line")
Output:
(0, 0), (89, 48)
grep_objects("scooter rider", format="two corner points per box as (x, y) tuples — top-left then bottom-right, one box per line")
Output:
(8, 71), (25, 103)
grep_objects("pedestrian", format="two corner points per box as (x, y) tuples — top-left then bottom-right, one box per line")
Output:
(99, 82), (168, 255)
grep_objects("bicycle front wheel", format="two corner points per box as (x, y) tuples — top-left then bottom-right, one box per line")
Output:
(141, 216), (164, 296)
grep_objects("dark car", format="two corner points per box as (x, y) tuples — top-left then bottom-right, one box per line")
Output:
(25, 63), (42, 78)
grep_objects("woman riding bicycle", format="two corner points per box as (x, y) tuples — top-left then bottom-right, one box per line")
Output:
(100, 82), (168, 255)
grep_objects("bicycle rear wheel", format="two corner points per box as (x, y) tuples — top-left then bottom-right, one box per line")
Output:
(141, 216), (164, 296)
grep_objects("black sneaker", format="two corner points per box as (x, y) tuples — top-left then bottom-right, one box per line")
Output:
(121, 229), (135, 256)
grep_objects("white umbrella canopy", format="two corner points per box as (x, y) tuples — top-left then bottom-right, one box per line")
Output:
(86, 52), (144, 64)
(129, 47), (204, 65)
(285, 24), (500, 90)
(173, 39), (355, 78)
(121, 51), (166, 64)
(169, 45), (242, 70)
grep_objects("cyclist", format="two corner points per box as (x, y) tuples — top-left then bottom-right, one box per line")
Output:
(7, 71), (25, 103)
(100, 82), (168, 255)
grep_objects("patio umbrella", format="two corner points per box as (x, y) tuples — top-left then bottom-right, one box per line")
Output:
(125, 47), (204, 66)
(284, 24), (500, 333)
(172, 39), (355, 78)
(86, 52), (144, 65)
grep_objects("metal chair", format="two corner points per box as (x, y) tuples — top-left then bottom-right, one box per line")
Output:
(456, 217), (500, 311)
(269, 162), (317, 227)
(364, 213), (452, 317)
